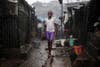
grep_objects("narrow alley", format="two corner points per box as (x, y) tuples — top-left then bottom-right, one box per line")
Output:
(0, 0), (100, 67)
(20, 40), (72, 67)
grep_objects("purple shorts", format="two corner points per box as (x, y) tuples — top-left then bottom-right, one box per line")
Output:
(46, 31), (54, 41)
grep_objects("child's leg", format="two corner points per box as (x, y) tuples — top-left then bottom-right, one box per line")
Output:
(49, 32), (54, 56)
(46, 32), (51, 57)
(50, 32), (54, 42)
(46, 31), (50, 41)
(47, 39), (51, 54)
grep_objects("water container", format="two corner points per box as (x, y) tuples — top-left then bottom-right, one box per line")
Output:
(33, 40), (40, 48)
(69, 35), (74, 47)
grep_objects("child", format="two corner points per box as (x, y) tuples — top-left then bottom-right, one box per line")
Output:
(45, 11), (57, 57)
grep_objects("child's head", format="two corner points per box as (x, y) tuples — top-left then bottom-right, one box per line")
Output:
(70, 35), (73, 38)
(48, 11), (53, 19)
(74, 40), (80, 46)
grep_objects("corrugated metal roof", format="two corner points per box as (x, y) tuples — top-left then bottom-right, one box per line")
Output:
(8, 0), (18, 3)
(65, 1), (89, 7)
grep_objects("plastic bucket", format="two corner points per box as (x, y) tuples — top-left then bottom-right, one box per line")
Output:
(73, 45), (84, 56)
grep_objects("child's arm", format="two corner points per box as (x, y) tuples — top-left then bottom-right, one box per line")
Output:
(54, 23), (57, 36)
